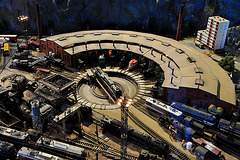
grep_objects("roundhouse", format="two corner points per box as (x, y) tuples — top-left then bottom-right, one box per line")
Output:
(39, 30), (235, 117)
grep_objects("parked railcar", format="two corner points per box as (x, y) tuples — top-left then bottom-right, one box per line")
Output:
(0, 126), (29, 142)
(95, 66), (122, 99)
(36, 137), (86, 159)
(195, 138), (222, 160)
(3, 42), (10, 56)
(101, 116), (170, 158)
(17, 147), (65, 160)
(171, 102), (216, 126)
(128, 129), (169, 157)
(145, 97), (182, 119)
(218, 118), (240, 138)
(128, 58), (139, 70)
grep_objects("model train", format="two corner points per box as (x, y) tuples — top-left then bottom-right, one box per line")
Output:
(128, 58), (139, 70)
(0, 126), (29, 142)
(0, 126), (86, 160)
(95, 66), (122, 99)
(36, 137), (86, 159)
(101, 116), (170, 158)
(218, 119), (240, 138)
(0, 35), (17, 42)
(145, 97), (240, 139)
(17, 147), (65, 160)
(170, 102), (217, 126)
(145, 97), (182, 119)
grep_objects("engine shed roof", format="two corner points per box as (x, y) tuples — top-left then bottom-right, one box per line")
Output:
(41, 30), (235, 106)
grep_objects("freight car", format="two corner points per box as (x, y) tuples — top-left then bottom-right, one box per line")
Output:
(95, 66), (122, 99)
(36, 137), (86, 159)
(17, 147), (65, 160)
(194, 138), (223, 160)
(171, 102), (217, 126)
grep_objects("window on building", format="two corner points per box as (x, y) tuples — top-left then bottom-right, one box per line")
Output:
(186, 98), (191, 105)
(49, 48), (53, 52)
(200, 101), (204, 107)
(171, 94), (175, 100)
(182, 97), (186, 103)
(64, 55), (70, 62)
(167, 93), (170, 100)
(56, 52), (61, 58)
(42, 45), (46, 50)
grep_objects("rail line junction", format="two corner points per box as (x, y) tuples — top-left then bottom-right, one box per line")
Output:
(50, 65), (194, 160)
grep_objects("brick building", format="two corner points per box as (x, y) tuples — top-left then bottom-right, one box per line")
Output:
(40, 30), (235, 117)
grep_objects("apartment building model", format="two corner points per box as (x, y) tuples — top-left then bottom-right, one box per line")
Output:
(197, 16), (230, 50)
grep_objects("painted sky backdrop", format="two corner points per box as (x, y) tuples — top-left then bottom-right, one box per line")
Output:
(0, 0), (239, 36)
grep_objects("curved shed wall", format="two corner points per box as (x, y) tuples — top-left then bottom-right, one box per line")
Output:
(40, 30), (235, 116)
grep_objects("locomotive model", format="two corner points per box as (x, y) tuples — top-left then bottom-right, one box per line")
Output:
(128, 58), (139, 70)
(171, 102), (217, 126)
(17, 147), (65, 160)
(95, 66), (122, 99)
(145, 97), (182, 119)
(36, 137), (86, 158)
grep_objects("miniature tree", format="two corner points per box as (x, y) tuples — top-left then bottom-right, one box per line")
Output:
(218, 56), (235, 72)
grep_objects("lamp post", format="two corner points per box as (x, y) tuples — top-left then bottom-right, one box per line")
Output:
(117, 96), (132, 160)
(17, 15), (29, 48)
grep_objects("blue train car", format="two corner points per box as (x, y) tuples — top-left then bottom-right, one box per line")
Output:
(171, 102), (216, 126)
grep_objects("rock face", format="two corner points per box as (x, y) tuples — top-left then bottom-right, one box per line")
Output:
(0, 0), (239, 36)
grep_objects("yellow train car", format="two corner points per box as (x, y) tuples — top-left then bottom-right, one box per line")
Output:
(3, 43), (10, 56)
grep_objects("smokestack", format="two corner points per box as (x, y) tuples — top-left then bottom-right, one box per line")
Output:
(36, 2), (42, 39)
(176, 4), (184, 41)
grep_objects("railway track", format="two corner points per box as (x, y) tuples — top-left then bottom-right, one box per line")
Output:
(50, 66), (85, 81)
(127, 105), (193, 160)
(131, 98), (240, 159)
(52, 130), (137, 160)
(0, 135), (76, 159)
(79, 131), (138, 160)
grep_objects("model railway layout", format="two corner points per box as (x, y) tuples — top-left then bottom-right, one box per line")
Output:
(0, 28), (240, 160)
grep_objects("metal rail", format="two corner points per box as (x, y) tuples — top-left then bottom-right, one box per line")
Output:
(127, 108), (192, 160)
(79, 131), (138, 160)
(51, 130), (137, 160)
(0, 135), (75, 159)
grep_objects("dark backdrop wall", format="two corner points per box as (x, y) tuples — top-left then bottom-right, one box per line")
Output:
(0, 0), (239, 37)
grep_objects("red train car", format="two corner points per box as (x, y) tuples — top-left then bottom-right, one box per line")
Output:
(0, 35), (18, 42)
